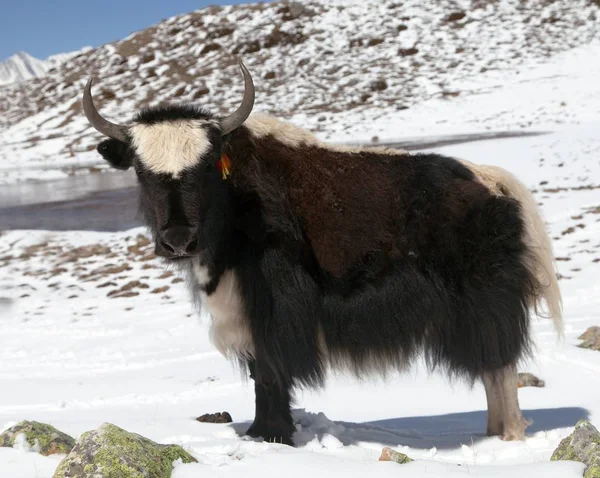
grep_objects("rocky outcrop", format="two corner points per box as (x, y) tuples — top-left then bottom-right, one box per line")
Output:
(379, 446), (413, 464)
(517, 372), (545, 388)
(0, 421), (75, 456)
(551, 420), (600, 478)
(578, 326), (600, 351)
(53, 423), (196, 478)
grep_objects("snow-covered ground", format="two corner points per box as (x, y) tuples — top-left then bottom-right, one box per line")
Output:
(1, 35), (600, 478)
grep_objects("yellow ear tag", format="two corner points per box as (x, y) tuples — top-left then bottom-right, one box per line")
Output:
(217, 153), (231, 180)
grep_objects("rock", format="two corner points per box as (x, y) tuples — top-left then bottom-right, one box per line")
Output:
(579, 326), (600, 341)
(0, 421), (75, 456)
(551, 420), (600, 478)
(398, 47), (419, 57)
(369, 79), (388, 92)
(517, 372), (545, 388)
(199, 43), (221, 55)
(196, 412), (233, 424)
(579, 326), (600, 351)
(379, 446), (413, 464)
(53, 423), (196, 478)
(151, 286), (170, 294)
(446, 11), (466, 22)
(192, 87), (210, 99)
(367, 38), (384, 46)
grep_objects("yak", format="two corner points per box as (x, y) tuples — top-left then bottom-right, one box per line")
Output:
(82, 61), (562, 446)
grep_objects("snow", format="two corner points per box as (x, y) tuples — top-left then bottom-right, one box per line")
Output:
(0, 52), (48, 86)
(1, 3), (600, 476)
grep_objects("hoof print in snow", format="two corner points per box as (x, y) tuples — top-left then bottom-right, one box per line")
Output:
(0, 420), (75, 456)
(578, 326), (600, 351)
(196, 412), (233, 423)
(53, 422), (197, 478)
(517, 372), (545, 388)
(551, 419), (600, 478)
(379, 447), (413, 464)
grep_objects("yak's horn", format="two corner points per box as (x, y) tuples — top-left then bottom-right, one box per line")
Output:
(220, 61), (255, 135)
(82, 78), (129, 143)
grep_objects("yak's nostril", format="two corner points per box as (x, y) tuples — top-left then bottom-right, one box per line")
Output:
(158, 226), (199, 257)
(161, 240), (176, 254)
(185, 239), (199, 254)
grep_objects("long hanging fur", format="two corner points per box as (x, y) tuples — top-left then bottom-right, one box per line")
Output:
(460, 160), (563, 335)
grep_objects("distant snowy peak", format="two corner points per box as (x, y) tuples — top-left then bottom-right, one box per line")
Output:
(0, 51), (48, 86)
(0, 49), (81, 86)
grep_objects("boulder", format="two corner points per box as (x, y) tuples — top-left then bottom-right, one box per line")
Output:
(53, 423), (196, 478)
(517, 372), (545, 388)
(551, 420), (600, 478)
(0, 420), (75, 456)
(196, 412), (233, 424)
(578, 326), (600, 351)
(379, 446), (413, 464)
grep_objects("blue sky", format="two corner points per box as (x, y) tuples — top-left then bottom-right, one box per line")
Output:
(0, 0), (270, 60)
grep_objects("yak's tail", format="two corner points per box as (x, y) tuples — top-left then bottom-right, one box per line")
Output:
(462, 161), (563, 336)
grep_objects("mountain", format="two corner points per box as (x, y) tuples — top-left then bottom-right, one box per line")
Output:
(0, 0), (598, 182)
(0, 49), (83, 87)
(0, 51), (48, 86)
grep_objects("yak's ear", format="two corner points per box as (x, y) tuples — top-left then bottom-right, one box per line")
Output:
(96, 139), (133, 170)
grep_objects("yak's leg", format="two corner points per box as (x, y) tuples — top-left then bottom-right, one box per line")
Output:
(498, 364), (530, 441)
(245, 360), (295, 446)
(483, 365), (530, 441)
(482, 372), (504, 436)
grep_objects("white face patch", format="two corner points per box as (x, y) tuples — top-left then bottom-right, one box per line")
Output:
(130, 119), (213, 176)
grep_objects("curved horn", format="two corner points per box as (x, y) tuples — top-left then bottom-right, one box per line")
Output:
(82, 78), (129, 143)
(220, 61), (255, 135)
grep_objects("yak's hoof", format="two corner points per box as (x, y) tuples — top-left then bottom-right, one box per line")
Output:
(500, 417), (531, 441)
(246, 422), (294, 446)
(501, 430), (526, 441)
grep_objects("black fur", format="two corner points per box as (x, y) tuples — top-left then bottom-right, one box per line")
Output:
(94, 106), (538, 446)
(97, 139), (134, 170)
(134, 105), (215, 125)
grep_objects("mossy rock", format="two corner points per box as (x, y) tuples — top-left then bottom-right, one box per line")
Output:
(0, 420), (75, 455)
(379, 446), (413, 464)
(551, 420), (600, 478)
(53, 423), (197, 478)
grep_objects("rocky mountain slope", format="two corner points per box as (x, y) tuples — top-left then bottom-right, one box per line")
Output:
(0, 0), (598, 180)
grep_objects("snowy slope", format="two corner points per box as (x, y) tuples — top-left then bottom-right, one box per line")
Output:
(0, 0), (599, 183)
(1, 45), (600, 478)
(0, 52), (48, 86)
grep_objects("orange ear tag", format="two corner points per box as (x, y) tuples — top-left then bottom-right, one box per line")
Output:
(217, 154), (231, 180)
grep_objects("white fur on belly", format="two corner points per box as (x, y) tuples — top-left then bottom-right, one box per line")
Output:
(200, 269), (253, 359)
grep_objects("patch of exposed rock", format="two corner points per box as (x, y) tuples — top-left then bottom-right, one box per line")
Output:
(53, 423), (196, 478)
(551, 420), (600, 478)
(0, 421), (75, 456)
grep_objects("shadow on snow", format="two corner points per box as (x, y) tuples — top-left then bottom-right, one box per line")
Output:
(232, 407), (589, 450)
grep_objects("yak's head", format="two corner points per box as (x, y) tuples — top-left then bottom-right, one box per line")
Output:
(82, 61), (254, 262)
